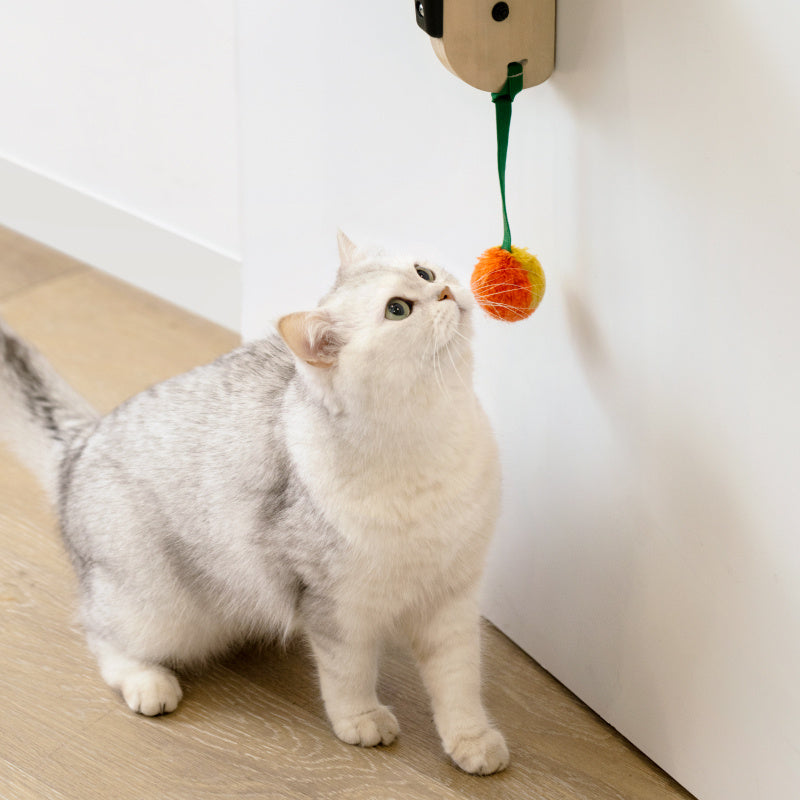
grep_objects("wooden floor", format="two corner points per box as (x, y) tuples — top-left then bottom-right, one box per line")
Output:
(0, 226), (695, 800)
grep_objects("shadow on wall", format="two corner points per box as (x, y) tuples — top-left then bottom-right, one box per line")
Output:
(546, 2), (800, 791)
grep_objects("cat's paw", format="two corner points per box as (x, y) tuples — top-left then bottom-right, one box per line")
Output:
(447, 727), (509, 775)
(121, 667), (183, 716)
(332, 706), (400, 747)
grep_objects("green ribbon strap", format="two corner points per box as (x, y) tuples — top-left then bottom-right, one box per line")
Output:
(492, 62), (524, 252)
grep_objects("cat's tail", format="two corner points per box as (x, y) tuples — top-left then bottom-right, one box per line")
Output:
(0, 318), (99, 502)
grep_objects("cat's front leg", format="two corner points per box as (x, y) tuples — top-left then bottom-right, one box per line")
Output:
(305, 623), (399, 748)
(410, 595), (509, 775)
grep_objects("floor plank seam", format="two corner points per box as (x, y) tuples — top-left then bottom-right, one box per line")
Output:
(0, 263), (89, 307)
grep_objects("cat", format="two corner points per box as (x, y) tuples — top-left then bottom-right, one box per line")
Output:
(0, 232), (508, 775)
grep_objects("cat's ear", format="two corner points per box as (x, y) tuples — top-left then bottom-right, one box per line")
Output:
(278, 311), (342, 369)
(337, 230), (360, 268)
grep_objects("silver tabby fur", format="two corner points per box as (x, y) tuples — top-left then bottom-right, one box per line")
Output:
(0, 233), (508, 774)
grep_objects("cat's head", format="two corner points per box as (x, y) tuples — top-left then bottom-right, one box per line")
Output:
(278, 232), (475, 413)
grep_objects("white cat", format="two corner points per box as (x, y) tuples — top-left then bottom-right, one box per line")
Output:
(0, 232), (508, 775)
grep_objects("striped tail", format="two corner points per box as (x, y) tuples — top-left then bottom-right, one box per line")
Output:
(0, 318), (98, 502)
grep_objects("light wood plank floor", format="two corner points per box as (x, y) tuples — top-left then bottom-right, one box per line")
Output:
(0, 226), (695, 800)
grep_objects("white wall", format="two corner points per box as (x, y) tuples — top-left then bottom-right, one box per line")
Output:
(0, 0), (241, 328)
(487, 2), (800, 798)
(237, 1), (509, 334)
(239, 2), (800, 799)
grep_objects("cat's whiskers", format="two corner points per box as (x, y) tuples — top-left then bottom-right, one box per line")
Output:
(427, 311), (474, 400)
(471, 283), (543, 318)
(430, 327), (451, 400)
(443, 339), (471, 395)
(447, 327), (473, 351)
(470, 294), (533, 319)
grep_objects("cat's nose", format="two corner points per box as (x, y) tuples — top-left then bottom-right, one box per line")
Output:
(438, 286), (454, 302)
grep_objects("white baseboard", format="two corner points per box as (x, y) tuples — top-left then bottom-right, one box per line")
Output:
(0, 156), (242, 331)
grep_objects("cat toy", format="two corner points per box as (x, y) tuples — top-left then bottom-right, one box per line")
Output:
(471, 61), (545, 321)
(415, 0), (555, 321)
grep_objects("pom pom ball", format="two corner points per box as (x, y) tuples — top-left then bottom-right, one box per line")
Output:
(470, 245), (546, 321)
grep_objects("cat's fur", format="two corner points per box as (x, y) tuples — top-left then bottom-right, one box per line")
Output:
(0, 233), (507, 775)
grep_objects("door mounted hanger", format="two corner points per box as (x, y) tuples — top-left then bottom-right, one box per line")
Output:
(415, 0), (555, 93)
(414, 0), (555, 322)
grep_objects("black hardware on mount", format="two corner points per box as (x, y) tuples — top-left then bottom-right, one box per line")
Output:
(414, 0), (443, 38)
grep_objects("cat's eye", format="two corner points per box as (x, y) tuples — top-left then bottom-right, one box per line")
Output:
(415, 266), (435, 282)
(385, 298), (413, 320)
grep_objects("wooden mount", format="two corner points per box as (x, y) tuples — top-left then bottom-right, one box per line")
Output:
(424, 0), (555, 93)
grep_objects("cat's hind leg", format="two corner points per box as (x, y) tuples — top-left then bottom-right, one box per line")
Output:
(89, 636), (183, 716)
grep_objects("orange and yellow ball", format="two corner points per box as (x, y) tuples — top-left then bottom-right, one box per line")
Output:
(470, 245), (546, 322)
